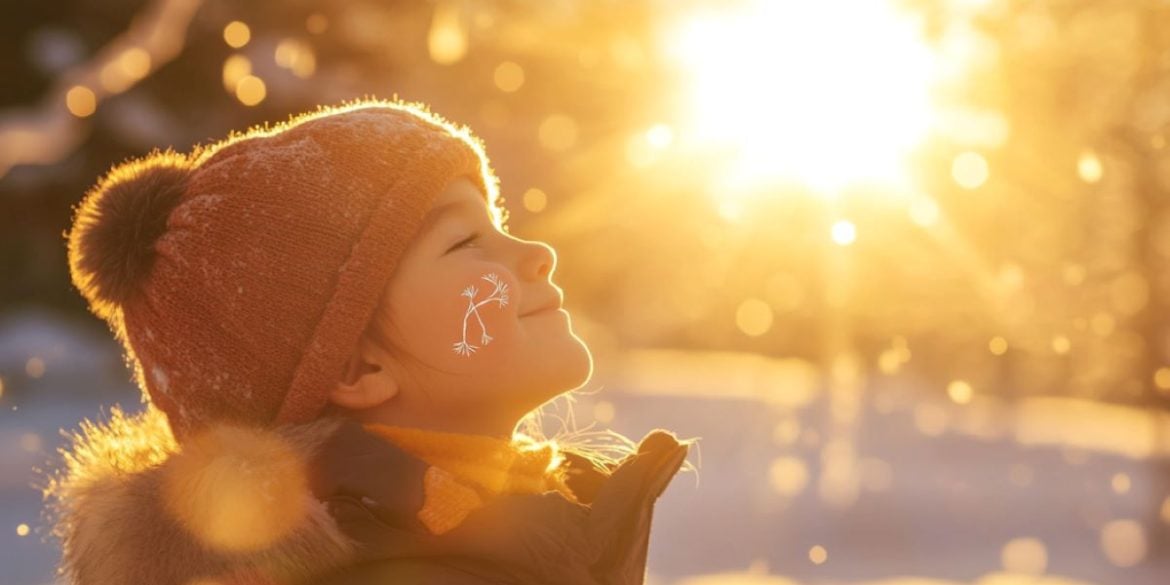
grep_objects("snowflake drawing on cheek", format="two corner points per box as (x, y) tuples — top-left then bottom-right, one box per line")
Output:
(452, 273), (510, 356)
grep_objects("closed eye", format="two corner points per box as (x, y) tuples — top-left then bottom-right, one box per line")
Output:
(446, 232), (479, 254)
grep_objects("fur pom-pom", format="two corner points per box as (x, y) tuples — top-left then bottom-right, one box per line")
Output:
(67, 152), (190, 319)
(162, 424), (310, 553)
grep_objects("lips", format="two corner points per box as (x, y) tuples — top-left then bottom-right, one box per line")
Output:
(521, 293), (563, 317)
(522, 304), (561, 317)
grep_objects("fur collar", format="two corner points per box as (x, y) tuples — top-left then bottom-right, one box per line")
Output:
(45, 406), (357, 585)
(43, 405), (689, 585)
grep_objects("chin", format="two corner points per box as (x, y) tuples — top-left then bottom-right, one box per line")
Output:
(561, 333), (595, 390)
(532, 333), (594, 396)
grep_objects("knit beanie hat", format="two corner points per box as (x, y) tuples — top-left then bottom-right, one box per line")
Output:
(66, 99), (502, 441)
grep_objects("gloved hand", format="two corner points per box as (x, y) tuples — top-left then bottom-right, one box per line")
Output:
(586, 430), (690, 584)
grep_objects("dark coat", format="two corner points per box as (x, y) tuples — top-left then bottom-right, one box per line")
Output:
(49, 411), (689, 585)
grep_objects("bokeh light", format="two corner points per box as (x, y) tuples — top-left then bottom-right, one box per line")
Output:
(493, 61), (525, 92)
(274, 38), (315, 78)
(768, 456), (810, 497)
(538, 114), (578, 151)
(19, 433), (41, 453)
(65, 85), (96, 118)
(1000, 537), (1047, 575)
(951, 151), (989, 189)
(1078, 150), (1104, 184)
(24, 357), (45, 378)
(1099, 519), (1146, 567)
(1110, 472), (1131, 495)
(99, 47), (151, 92)
(222, 55), (252, 93)
(808, 545), (828, 565)
(592, 400), (615, 423)
(947, 380), (974, 405)
(305, 13), (328, 35)
(235, 75), (266, 106)
(735, 298), (773, 337)
(428, 4), (467, 65)
(907, 196), (940, 227)
(223, 21), (251, 48)
(523, 187), (548, 213)
(830, 220), (856, 246)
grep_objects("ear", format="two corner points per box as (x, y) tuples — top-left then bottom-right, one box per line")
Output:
(328, 336), (400, 410)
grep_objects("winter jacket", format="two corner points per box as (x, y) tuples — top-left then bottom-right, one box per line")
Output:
(48, 409), (689, 585)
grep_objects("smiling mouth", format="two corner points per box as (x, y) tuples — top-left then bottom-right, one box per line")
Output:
(521, 292), (564, 317)
(522, 306), (564, 317)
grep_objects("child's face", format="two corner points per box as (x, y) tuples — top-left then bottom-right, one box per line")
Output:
(366, 177), (593, 429)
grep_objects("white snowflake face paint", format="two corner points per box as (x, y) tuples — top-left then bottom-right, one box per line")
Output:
(452, 272), (510, 356)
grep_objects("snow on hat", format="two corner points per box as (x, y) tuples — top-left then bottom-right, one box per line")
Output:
(66, 99), (502, 440)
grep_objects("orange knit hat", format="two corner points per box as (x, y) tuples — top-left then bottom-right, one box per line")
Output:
(66, 99), (502, 440)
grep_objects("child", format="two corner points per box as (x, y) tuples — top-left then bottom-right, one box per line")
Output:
(46, 99), (691, 585)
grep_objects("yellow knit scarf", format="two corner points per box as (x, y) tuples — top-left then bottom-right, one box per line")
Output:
(363, 424), (578, 535)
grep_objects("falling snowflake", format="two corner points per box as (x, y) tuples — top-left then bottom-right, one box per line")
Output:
(453, 272), (509, 356)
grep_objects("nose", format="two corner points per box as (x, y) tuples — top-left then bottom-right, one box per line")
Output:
(516, 237), (556, 281)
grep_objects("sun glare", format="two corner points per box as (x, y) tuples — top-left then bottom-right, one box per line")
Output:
(666, 0), (941, 194)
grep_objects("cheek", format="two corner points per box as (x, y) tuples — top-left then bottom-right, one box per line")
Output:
(396, 268), (521, 363)
(448, 270), (519, 357)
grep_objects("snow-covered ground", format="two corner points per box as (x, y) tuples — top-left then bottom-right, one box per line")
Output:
(1, 325), (1167, 585)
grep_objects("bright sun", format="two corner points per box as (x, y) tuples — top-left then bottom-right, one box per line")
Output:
(666, 0), (942, 195)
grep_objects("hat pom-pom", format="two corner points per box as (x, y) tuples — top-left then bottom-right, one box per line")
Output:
(68, 152), (190, 319)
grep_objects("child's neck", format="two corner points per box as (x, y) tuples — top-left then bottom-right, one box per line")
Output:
(341, 395), (521, 440)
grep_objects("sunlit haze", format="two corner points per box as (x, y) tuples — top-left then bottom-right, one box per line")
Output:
(666, 0), (940, 194)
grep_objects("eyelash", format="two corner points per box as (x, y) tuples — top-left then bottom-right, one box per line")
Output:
(448, 232), (480, 253)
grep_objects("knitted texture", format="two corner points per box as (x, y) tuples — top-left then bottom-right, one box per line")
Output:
(419, 467), (485, 535)
(67, 99), (502, 440)
(364, 424), (577, 535)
